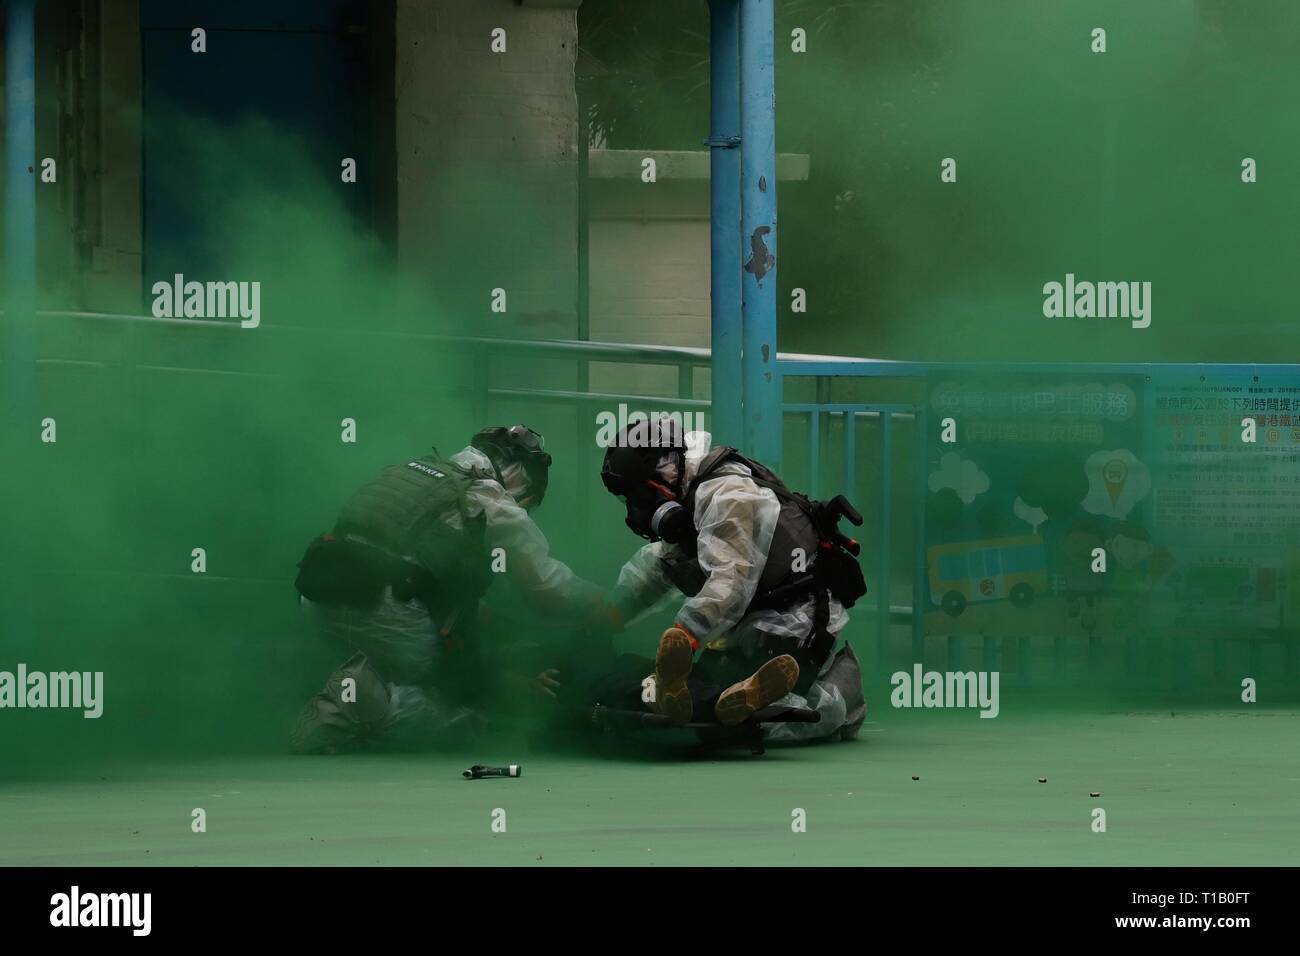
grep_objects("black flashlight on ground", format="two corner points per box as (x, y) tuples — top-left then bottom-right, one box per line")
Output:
(462, 764), (521, 779)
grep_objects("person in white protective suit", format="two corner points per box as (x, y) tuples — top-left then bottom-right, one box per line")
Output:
(290, 425), (620, 753)
(600, 416), (867, 742)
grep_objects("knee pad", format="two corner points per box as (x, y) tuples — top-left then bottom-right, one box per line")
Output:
(822, 641), (866, 738)
(323, 652), (393, 725)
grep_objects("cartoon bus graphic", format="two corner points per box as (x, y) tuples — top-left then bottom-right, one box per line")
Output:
(928, 534), (1049, 617)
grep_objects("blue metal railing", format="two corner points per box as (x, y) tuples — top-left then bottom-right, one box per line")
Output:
(778, 356), (1300, 689)
(16, 318), (921, 674)
(782, 401), (923, 672)
(27, 315), (1298, 686)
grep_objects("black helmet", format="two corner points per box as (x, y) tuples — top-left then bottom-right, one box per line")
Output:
(471, 425), (553, 506)
(599, 415), (687, 496)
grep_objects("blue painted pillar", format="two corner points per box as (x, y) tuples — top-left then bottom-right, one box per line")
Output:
(707, 0), (742, 448)
(5, 0), (37, 654)
(739, 0), (780, 467)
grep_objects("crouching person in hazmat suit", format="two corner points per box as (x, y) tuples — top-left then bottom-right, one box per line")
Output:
(290, 425), (616, 753)
(600, 416), (867, 742)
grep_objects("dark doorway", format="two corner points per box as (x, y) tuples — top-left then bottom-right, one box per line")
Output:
(140, 0), (393, 288)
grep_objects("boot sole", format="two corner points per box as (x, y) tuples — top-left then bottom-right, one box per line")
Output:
(715, 654), (800, 727)
(654, 630), (694, 725)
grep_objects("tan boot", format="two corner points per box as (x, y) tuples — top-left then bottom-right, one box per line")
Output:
(653, 627), (695, 725)
(714, 654), (800, 727)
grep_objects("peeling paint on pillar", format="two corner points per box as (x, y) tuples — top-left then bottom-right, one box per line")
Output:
(744, 225), (775, 283)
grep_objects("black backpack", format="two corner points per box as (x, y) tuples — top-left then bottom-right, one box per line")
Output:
(686, 446), (867, 611)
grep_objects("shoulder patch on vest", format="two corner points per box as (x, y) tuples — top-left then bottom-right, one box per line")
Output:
(407, 460), (447, 479)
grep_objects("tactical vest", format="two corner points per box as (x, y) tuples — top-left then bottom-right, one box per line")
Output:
(332, 451), (492, 616)
(662, 447), (821, 611)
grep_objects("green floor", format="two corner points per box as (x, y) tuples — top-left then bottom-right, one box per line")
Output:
(2, 709), (1296, 866)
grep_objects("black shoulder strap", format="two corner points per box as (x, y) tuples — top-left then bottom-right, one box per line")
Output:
(688, 446), (804, 510)
(683, 446), (742, 513)
(692, 445), (739, 482)
(424, 447), (478, 482)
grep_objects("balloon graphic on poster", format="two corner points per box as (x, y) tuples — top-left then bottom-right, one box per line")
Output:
(1103, 458), (1128, 507)
(1084, 449), (1150, 518)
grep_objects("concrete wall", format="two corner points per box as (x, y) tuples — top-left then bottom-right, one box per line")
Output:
(16, 0), (141, 312)
(6, 0), (582, 330)
(87, 1), (143, 311)
(395, 0), (582, 340)
(588, 177), (712, 399)
(585, 150), (810, 400)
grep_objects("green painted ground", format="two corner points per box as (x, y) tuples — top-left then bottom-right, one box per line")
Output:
(2, 710), (1296, 866)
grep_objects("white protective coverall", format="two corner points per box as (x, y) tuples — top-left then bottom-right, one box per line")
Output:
(611, 432), (863, 741)
(292, 445), (605, 752)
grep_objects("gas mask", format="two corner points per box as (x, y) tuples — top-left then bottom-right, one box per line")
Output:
(603, 445), (693, 545)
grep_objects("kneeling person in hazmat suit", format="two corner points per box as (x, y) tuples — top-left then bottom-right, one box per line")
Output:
(600, 417), (867, 742)
(291, 425), (614, 753)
